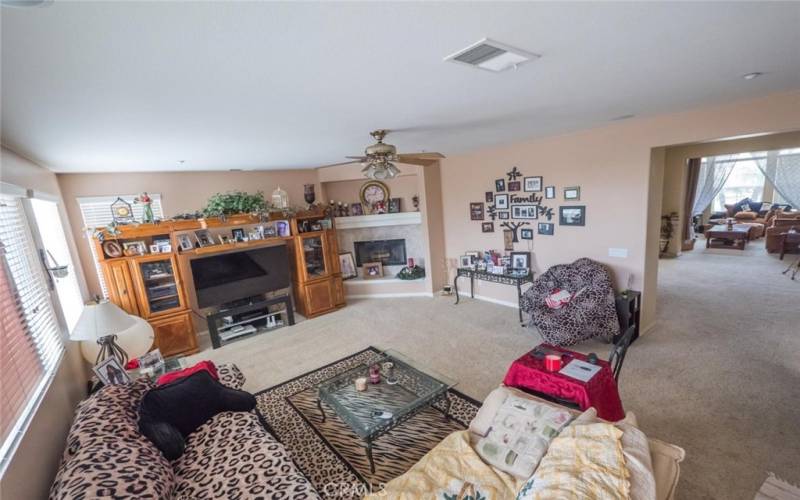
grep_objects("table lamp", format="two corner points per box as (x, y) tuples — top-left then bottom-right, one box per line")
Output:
(72, 300), (141, 365)
(78, 314), (155, 366)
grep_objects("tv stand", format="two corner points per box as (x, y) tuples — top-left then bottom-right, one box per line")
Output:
(206, 294), (295, 349)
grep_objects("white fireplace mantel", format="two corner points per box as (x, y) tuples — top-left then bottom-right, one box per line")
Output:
(334, 212), (422, 230)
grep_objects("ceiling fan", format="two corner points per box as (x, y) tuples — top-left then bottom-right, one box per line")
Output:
(328, 130), (445, 180)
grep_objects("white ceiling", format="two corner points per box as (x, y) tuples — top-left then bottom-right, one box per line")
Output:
(2, 1), (799, 173)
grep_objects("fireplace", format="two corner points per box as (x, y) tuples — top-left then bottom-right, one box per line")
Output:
(354, 239), (406, 267)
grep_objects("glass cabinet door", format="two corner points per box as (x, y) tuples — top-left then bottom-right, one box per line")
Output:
(138, 257), (182, 315)
(302, 235), (328, 279)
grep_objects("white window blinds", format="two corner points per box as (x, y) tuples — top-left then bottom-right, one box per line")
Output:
(0, 192), (65, 470)
(76, 194), (164, 297)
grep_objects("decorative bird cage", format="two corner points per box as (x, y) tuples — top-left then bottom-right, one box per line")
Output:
(271, 186), (288, 209)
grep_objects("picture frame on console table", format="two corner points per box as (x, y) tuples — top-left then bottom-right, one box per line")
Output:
(194, 230), (215, 247)
(510, 251), (531, 271)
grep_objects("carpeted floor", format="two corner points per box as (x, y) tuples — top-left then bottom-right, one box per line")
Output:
(189, 238), (800, 500)
(253, 347), (480, 499)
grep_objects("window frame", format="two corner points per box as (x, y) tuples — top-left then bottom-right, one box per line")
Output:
(0, 183), (68, 478)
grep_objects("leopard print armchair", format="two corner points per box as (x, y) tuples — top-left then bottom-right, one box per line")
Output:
(50, 363), (320, 500)
(520, 258), (621, 346)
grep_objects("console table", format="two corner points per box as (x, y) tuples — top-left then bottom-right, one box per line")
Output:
(453, 268), (534, 324)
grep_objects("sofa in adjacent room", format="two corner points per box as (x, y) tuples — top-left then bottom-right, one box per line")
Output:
(766, 213), (800, 253)
(49, 364), (320, 500)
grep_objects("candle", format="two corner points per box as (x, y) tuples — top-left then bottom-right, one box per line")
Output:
(544, 354), (562, 372)
(355, 377), (368, 391)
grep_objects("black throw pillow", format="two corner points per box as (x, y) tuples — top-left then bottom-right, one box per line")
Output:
(138, 370), (256, 460)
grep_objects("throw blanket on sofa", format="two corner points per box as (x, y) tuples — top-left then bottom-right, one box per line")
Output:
(520, 258), (620, 346)
(516, 423), (630, 500)
(365, 430), (523, 500)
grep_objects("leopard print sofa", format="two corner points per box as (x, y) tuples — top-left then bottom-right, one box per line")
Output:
(50, 364), (320, 500)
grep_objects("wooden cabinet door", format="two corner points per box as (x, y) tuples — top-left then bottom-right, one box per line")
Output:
(150, 312), (196, 357)
(130, 254), (186, 319)
(299, 233), (330, 282)
(326, 230), (341, 275)
(104, 260), (139, 315)
(331, 277), (345, 307)
(304, 279), (334, 316)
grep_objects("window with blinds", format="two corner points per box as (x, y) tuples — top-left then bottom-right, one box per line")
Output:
(0, 193), (65, 470)
(77, 194), (164, 297)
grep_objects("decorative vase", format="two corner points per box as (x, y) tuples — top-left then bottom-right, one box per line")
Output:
(304, 184), (316, 208)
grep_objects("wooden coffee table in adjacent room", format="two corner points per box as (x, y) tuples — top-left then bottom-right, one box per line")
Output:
(706, 225), (749, 250)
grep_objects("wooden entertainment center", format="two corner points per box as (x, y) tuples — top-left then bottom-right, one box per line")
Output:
(92, 210), (344, 356)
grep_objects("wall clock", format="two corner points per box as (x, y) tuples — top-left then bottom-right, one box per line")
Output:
(359, 180), (390, 209)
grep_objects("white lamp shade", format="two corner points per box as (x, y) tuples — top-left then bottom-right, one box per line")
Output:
(71, 301), (136, 341)
(80, 314), (154, 364)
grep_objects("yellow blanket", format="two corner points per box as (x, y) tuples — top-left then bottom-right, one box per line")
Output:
(516, 423), (630, 500)
(366, 430), (523, 500)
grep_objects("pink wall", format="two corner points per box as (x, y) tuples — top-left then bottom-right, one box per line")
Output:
(440, 90), (800, 331)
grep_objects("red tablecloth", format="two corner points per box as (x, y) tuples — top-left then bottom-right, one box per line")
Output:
(502, 344), (625, 421)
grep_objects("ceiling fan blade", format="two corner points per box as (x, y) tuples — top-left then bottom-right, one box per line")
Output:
(345, 156), (368, 161)
(316, 160), (361, 168)
(397, 152), (446, 160)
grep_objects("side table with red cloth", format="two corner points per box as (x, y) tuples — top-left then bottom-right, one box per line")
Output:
(502, 344), (625, 421)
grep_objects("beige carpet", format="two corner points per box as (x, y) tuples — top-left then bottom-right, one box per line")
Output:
(189, 238), (800, 500)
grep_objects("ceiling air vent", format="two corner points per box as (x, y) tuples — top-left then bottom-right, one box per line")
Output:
(445, 38), (540, 72)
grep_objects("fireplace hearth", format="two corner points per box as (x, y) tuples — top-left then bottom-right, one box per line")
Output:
(354, 239), (406, 267)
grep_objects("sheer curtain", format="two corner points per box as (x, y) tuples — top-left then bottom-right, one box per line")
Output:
(691, 154), (739, 215)
(759, 151), (799, 208)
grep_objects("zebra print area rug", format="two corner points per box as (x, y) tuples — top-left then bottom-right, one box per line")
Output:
(254, 347), (481, 499)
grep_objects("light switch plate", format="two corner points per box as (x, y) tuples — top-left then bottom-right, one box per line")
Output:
(608, 248), (628, 258)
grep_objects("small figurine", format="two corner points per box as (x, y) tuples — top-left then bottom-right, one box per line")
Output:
(373, 200), (387, 214)
(134, 192), (154, 223)
(343, 203), (350, 217)
(412, 195), (420, 212)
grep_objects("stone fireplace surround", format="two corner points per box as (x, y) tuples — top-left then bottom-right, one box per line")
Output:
(336, 223), (425, 278)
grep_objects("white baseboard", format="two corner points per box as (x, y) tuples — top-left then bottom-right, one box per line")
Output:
(470, 294), (520, 309)
(346, 292), (434, 299)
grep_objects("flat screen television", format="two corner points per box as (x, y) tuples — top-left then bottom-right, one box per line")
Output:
(190, 244), (290, 309)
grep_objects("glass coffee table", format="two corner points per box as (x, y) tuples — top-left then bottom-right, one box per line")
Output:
(316, 349), (456, 473)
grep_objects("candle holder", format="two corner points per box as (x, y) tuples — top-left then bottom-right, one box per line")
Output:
(369, 364), (381, 384)
(383, 362), (397, 385)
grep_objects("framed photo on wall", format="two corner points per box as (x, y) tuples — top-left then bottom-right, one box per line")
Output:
(545, 186), (556, 199)
(524, 176), (543, 192)
(520, 228), (534, 240)
(559, 206), (586, 226)
(485, 191), (493, 202)
(482, 222), (494, 233)
(538, 222), (554, 235)
(564, 186), (581, 200)
(498, 211), (509, 220)
(508, 181), (521, 192)
(494, 194), (509, 210)
(495, 179), (506, 192)
(470, 202), (485, 220)
(511, 204), (539, 219)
